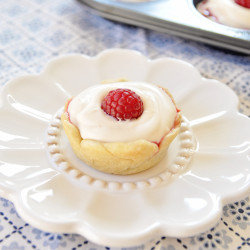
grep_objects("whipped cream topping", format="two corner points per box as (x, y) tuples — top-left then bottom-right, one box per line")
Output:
(68, 82), (177, 143)
(197, 0), (250, 29)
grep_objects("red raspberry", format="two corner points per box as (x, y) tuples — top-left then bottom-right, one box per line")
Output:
(101, 88), (144, 120)
(235, 0), (250, 8)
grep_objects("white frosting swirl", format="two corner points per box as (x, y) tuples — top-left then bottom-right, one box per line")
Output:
(68, 82), (177, 143)
(197, 0), (250, 29)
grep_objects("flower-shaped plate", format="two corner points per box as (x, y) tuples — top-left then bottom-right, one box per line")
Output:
(0, 49), (250, 247)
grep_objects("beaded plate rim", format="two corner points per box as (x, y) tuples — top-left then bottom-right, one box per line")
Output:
(46, 108), (196, 192)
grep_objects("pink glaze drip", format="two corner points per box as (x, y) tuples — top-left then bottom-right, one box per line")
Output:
(151, 109), (180, 148)
(66, 98), (73, 123)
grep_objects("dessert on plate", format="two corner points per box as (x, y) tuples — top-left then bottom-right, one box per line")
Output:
(197, 0), (250, 29)
(61, 80), (181, 175)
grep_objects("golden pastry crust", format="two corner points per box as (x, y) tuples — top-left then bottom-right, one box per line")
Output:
(61, 86), (181, 175)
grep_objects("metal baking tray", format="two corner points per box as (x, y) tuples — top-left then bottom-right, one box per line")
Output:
(79, 0), (250, 55)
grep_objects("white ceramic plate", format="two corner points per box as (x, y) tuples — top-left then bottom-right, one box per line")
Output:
(0, 49), (250, 247)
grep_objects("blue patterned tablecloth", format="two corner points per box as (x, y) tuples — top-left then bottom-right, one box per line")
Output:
(0, 0), (250, 249)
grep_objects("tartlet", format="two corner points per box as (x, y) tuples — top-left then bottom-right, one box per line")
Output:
(61, 81), (181, 175)
(197, 0), (250, 29)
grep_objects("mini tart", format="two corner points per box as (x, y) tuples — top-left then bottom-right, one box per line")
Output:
(61, 86), (181, 175)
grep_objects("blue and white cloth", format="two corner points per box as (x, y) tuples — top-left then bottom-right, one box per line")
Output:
(0, 0), (249, 249)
